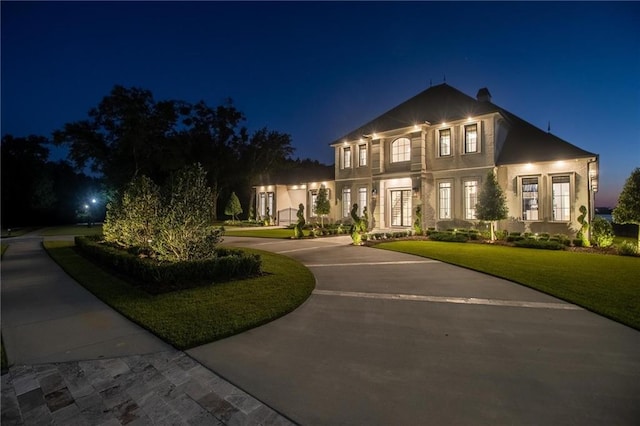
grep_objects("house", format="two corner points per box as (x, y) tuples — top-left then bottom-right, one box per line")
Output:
(256, 83), (599, 236)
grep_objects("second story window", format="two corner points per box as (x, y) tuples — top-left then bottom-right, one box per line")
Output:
(464, 124), (478, 153)
(359, 144), (367, 167)
(391, 137), (411, 163)
(439, 129), (451, 156)
(342, 146), (351, 169)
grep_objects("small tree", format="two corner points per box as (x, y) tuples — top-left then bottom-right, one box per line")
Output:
(613, 167), (640, 250)
(591, 216), (614, 248)
(315, 186), (331, 227)
(225, 191), (243, 223)
(475, 171), (508, 241)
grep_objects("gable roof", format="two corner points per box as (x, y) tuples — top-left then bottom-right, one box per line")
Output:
(333, 83), (596, 164)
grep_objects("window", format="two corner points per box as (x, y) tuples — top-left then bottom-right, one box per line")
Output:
(342, 188), (351, 217)
(439, 182), (452, 219)
(439, 129), (451, 156)
(522, 177), (539, 220)
(390, 190), (411, 226)
(552, 176), (570, 221)
(391, 137), (411, 163)
(342, 147), (351, 168)
(258, 192), (266, 217)
(267, 192), (274, 217)
(464, 124), (478, 153)
(310, 191), (317, 217)
(464, 180), (478, 219)
(359, 144), (367, 167)
(358, 187), (367, 216)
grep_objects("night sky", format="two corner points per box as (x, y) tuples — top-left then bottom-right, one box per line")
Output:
(2, 1), (638, 207)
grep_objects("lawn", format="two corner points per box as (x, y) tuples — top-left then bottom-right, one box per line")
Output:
(1, 227), (40, 238)
(43, 241), (315, 349)
(223, 227), (296, 239)
(1, 244), (8, 258)
(39, 224), (104, 236)
(376, 241), (640, 330)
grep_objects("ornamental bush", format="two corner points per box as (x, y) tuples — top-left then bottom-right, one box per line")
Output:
(513, 239), (565, 250)
(591, 216), (614, 248)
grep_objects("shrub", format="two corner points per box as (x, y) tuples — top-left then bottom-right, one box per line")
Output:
(573, 239), (584, 247)
(513, 239), (565, 250)
(618, 241), (639, 257)
(591, 216), (614, 248)
(75, 236), (262, 294)
(428, 232), (468, 242)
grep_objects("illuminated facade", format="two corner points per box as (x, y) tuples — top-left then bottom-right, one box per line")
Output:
(258, 83), (599, 236)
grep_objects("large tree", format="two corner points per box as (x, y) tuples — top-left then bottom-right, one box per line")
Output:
(53, 85), (185, 189)
(475, 170), (508, 241)
(613, 167), (640, 249)
(240, 128), (295, 216)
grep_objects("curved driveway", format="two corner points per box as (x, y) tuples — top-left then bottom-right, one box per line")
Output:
(188, 236), (640, 425)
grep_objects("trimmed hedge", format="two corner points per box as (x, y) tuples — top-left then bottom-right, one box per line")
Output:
(428, 232), (468, 242)
(74, 236), (262, 294)
(513, 239), (565, 250)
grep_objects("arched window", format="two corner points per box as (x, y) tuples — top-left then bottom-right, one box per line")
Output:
(391, 137), (411, 162)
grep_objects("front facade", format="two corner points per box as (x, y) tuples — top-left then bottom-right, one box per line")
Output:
(257, 84), (599, 236)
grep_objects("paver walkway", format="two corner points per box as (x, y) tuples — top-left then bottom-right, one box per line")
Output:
(1, 235), (293, 425)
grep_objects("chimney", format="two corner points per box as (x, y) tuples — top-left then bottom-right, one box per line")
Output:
(476, 87), (492, 102)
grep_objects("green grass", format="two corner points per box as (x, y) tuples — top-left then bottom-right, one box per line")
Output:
(1, 244), (8, 258)
(223, 228), (295, 239)
(43, 241), (315, 349)
(39, 224), (104, 236)
(376, 241), (640, 330)
(1, 227), (40, 238)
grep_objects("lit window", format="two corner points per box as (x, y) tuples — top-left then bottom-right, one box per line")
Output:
(439, 182), (451, 219)
(359, 144), (367, 167)
(439, 129), (451, 156)
(358, 187), (367, 216)
(310, 191), (317, 217)
(390, 189), (411, 226)
(267, 192), (274, 217)
(343, 147), (351, 168)
(464, 180), (478, 219)
(552, 176), (570, 221)
(522, 177), (539, 220)
(391, 137), (411, 163)
(258, 192), (266, 217)
(464, 124), (478, 153)
(342, 187), (351, 217)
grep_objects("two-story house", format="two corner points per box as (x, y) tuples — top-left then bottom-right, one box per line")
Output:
(256, 83), (599, 236)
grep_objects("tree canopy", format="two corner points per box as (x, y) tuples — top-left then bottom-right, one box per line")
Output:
(53, 85), (298, 219)
(613, 167), (640, 248)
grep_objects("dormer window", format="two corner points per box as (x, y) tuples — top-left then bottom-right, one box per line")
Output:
(464, 124), (478, 153)
(391, 137), (411, 162)
(439, 129), (451, 156)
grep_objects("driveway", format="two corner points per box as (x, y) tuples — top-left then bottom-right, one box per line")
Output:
(188, 236), (640, 425)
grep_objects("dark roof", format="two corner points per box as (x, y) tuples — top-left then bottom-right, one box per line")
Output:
(333, 83), (596, 164)
(495, 109), (596, 164)
(333, 83), (498, 143)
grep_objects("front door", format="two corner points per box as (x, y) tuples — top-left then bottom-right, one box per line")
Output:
(390, 189), (411, 227)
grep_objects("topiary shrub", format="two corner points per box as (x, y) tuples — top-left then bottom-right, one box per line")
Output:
(428, 232), (468, 242)
(294, 203), (305, 238)
(577, 205), (591, 247)
(350, 203), (367, 245)
(591, 216), (614, 248)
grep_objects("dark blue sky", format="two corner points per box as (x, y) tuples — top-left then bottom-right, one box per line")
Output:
(2, 1), (639, 206)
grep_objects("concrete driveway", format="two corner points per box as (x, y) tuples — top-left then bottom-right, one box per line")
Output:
(188, 236), (640, 425)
